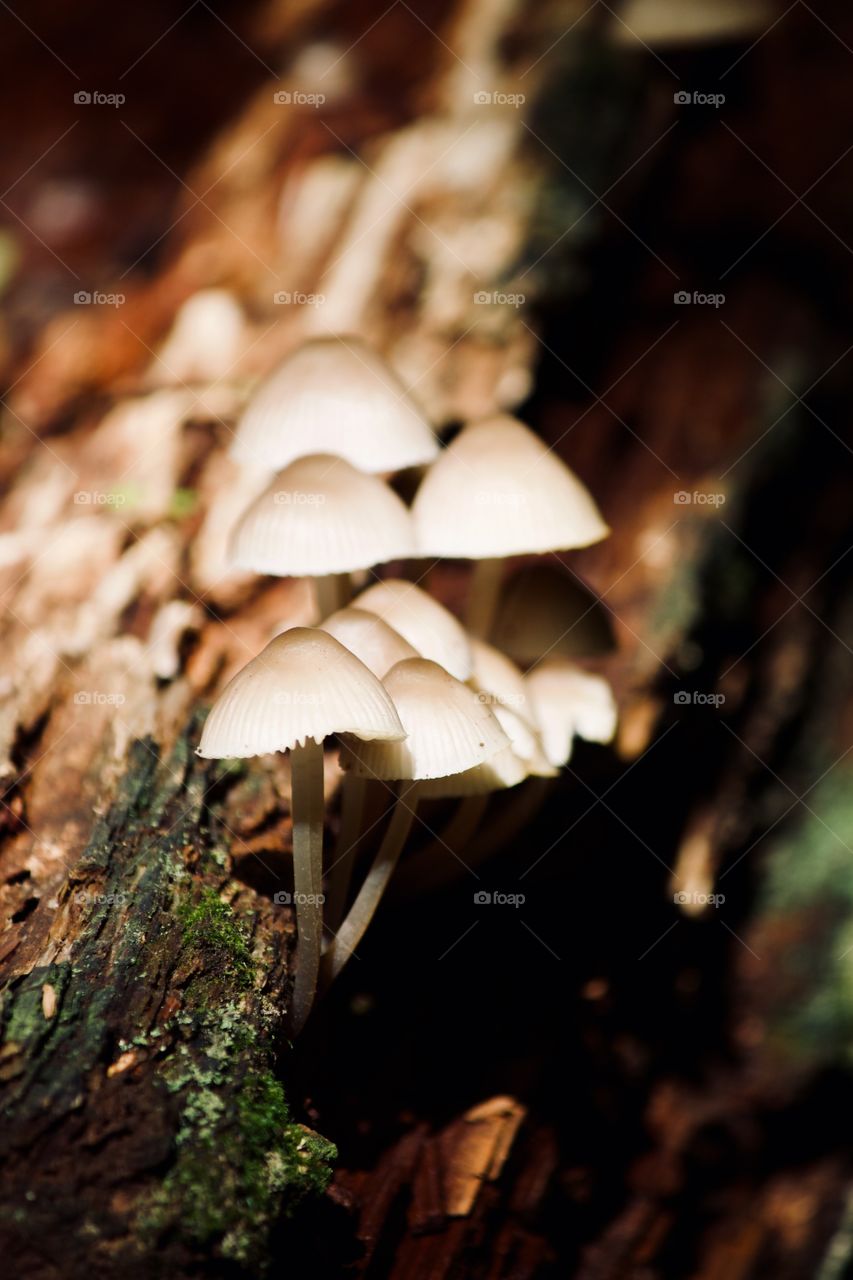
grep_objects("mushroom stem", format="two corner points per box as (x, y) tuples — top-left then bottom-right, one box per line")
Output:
(325, 774), (367, 933)
(392, 794), (489, 897)
(322, 782), (417, 986)
(287, 736), (326, 1036)
(466, 557), (504, 639)
(314, 574), (341, 621)
(470, 775), (552, 859)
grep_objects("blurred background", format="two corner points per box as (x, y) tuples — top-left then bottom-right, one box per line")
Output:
(1, 1), (853, 1276)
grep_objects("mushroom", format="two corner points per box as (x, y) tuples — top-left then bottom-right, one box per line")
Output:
(197, 627), (405, 1035)
(411, 415), (609, 637)
(395, 687), (556, 898)
(490, 563), (614, 665)
(231, 453), (415, 618)
(318, 606), (420, 929)
(229, 335), (439, 474)
(525, 658), (618, 768)
(353, 578), (473, 680)
(322, 658), (510, 984)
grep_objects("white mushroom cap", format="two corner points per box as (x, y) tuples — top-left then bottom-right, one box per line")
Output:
(320, 606), (419, 677)
(197, 628), (405, 758)
(230, 454), (415, 577)
(492, 704), (557, 779)
(412, 415), (609, 558)
(468, 638), (533, 726)
(339, 658), (509, 782)
(353, 579), (472, 680)
(416, 743), (526, 797)
(491, 563), (614, 665)
(230, 335), (439, 474)
(525, 659), (618, 767)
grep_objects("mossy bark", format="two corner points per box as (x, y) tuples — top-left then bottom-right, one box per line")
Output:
(0, 720), (334, 1279)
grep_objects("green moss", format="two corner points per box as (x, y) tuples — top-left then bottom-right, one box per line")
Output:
(179, 887), (254, 987)
(756, 772), (853, 1066)
(169, 488), (199, 520)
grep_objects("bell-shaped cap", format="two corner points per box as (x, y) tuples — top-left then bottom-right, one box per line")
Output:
(412, 415), (608, 558)
(320, 606), (419, 678)
(417, 742), (526, 797)
(230, 335), (439, 473)
(493, 704), (557, 779)
(353, 579), (472, 680)
(469, 638), (533, 726)
(230, 454), (414, 577)
(197, 627), (405, 758)
(491, 563), (614, 665)
(339, 658), (509, 782)
(526, 659), (617, 767)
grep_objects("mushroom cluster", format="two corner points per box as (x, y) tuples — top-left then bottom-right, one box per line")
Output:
(198, 336), (617, 1035)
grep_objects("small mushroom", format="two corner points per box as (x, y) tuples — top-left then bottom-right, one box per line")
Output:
(412, 415), (608, 637)
(231, 454), (415, 618)
(525, 658), (618, 768)
(197, 627), (405, 1035)
(353, 578), (473, 680)
(323, 658), (509, 984)
(230, 335), (439, 474)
